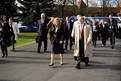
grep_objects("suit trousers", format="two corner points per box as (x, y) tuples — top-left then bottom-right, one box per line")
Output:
(92, 32), (97, 47)
(1, 41), (8, 56)
(11, 35), (15, 51)
(109, 31), (115, 46)
(38, 36), (47, 51)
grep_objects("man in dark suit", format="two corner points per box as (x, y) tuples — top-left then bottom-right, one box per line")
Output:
(108, 14), (118, 49)
(0, 15), (11, 57)
(37, 13), (48, 53)
(64, 16), (72, 50)
(100, 20), (108, 47)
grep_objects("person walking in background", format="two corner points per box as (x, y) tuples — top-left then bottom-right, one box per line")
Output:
(108, 14), (118, 49)
(92, 20), (98, 47)
(9, 17), (19, 51)
(100, 20), (108, 47)
(70, 18), (75, 49)
(49, 17), (65, 66)
(97, 21), (102, 40)
(0, 15), (11, 58)
(37, 13), (48, 53)
(71, 16), (92, 69)
(64, 16), (71, 50)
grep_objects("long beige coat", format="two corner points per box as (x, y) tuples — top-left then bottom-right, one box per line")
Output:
(71, 21), (92, 57)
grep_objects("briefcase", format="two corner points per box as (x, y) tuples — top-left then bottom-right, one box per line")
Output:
(35, 36), (39, 43)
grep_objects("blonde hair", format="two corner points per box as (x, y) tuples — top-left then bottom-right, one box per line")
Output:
(53, 17), (62, 26)
(100, 20), (104, 24)
(92, 20), (96, 23)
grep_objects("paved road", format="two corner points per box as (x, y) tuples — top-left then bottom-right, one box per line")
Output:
(0, 39), (121, 81)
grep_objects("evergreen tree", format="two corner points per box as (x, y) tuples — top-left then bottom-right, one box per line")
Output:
(0, 0), (18, 18)
(17, 0), (55, 25)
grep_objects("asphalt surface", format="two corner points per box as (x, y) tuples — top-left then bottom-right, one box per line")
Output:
(0, 39), (121, 81)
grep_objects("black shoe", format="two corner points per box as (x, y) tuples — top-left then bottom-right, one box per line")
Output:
(11, 49), (15, 52)
(37, 50), (40, 53)
(64, 48), (67, 50)
(6, 54), (8, 57)
(44, 50), (47, 52)
(76, 65), (80, 69)
(70, 47), (72, 50)
(85, 58), (89, 66)
(2, 55), (5, 58)
(75, 64), (80, 69)
(111, 46), (114, 49)
(49, 63), (54, 66)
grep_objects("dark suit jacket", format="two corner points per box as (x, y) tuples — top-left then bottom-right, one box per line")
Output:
(108, 18), (118, 33)
(64, 22), (71, 39)
(0, 21), (11, 45)
(49, 25), (64, 44)
(100, 24), (108, 37)
(97, 24), (101, 34)
(37, 19), (48, 38)
(91, 24), (98, 32)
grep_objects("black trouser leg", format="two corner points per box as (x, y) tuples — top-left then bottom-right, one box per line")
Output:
(92, 32), (97, 47)
(76, 57), (81, 68)
(110, 32), (113, 45)
(102, 37), (106, 46)
(1, 44), (5, 57)
(76, 40), (84, 69)
(11, 35), (15, 51)
(70, 37), (72, 50)
(98, 34), (100, 40)
(44, 38), (47, 51)
(12, 42), (15, 51)
(110, 32), (115, 46)
(4, 46), (8, 57)
(1, 41), (8, 57)
(102, 37), (104, 45)
(65, 38), (68, 50)
(38, 40), (42, 51)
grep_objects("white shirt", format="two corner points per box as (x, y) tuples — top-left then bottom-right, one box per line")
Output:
(93, 25), (96, 31)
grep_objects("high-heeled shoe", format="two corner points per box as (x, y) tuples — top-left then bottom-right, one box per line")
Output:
(49, 63), (54, 66)
(60, 61), (63, 65)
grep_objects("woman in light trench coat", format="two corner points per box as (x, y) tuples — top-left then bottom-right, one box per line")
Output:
(71, 16), (92, 69)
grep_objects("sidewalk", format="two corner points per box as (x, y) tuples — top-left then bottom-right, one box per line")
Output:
(0, 39), (121, 81)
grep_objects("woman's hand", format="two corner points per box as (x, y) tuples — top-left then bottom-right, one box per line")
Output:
(51, 27), (54, 31)
(60, 41), (63, 44)
(0, 28), (2, 31)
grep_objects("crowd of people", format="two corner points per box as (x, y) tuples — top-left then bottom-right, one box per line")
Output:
(0, 15), (19, 58)
(0, 13), (120, 69)
(36, 13), (119, 69)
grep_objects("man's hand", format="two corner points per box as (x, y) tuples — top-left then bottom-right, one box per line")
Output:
(87, 42), (91, 45)
(60, 41), (63, 44)
(72, 36), (74, 38)
(0, 28), (2, 31)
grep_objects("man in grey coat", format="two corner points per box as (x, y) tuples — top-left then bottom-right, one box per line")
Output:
(37, 13), (48, 53)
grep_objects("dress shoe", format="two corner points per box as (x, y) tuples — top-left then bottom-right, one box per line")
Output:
(102, 44), (104, 47)
(85, 58), (89, 66)
(60, 61), (63, 65)
(44, 50), (47, 52)
(37, 50), (40, 53)
(111, 45), (114, 49)
(1, 55), (5, 58)
(49, 63), (54, 66)
(75, 64), (80, 69)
